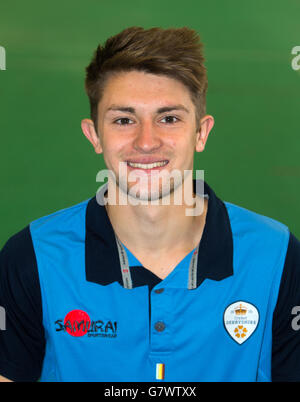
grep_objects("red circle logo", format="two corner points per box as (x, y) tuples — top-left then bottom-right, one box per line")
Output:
(64, 310), (91, 337)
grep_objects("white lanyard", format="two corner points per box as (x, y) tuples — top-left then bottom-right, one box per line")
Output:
(115, 235), (200, 290)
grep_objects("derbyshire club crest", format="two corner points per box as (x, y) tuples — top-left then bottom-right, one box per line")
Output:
(223, 301), (259, 345)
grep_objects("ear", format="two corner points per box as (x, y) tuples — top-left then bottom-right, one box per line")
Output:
(195, 115), (214, 152)
(81, 118), (103, 154)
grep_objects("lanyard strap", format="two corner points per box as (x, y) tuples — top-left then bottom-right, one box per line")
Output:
(115, 235), (133, 290)
(115, 235), (200, 290)
(187, 245), (200, 290)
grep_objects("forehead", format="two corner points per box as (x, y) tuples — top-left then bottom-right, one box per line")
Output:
(98, 70), (194, 112)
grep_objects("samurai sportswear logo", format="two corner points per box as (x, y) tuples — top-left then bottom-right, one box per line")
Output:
(55, 309), (117, 338)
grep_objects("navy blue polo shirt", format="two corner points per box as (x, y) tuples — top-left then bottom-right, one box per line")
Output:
(1, 181), (300, 381)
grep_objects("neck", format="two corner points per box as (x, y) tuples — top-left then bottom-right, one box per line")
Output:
(104, 183), (207, 256)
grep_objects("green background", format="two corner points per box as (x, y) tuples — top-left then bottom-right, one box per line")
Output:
(0, 0), (299, 247)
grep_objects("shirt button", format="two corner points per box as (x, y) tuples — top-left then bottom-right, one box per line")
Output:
(154, 288), (164, 294)
(154, 321), (166, 332)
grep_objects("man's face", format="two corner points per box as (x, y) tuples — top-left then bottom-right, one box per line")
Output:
(82, 70), (213, 202)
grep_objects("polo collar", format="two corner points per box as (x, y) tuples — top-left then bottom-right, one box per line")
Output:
(85, 180), (233, 288)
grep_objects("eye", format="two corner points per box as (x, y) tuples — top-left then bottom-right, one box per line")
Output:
(160, 115), (180, 124)
(114, 117), (134, 125)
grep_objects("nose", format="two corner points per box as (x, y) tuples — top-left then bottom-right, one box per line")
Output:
(133, 120), (162, 153)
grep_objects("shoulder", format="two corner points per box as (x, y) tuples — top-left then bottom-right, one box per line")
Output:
(272, 232), (300, 381)
(0, 226), (37, 284)
(0, 198), (92, 282)
(0, 226), (42, 317)
(30, 198), (91, 229)
(224, 201), (289, 235)
(29, 198), (92, 242)
(223, 201), (291, 284)
(224, 201), (290, 253)
(0, 226), (45, 382)
(274, 232), (300, 318)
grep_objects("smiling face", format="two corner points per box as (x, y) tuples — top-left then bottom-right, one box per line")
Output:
(81, 70), (214, 202)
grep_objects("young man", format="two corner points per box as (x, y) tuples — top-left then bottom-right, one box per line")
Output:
(1, 27), (300, 382)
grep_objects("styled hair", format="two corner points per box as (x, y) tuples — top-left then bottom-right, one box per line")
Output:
(84, 26), (208, 131)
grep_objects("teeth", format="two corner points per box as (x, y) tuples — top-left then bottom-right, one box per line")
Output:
(127, 161), (168, 169)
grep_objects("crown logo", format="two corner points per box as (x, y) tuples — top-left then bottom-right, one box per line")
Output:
(234, 304), (247, 315)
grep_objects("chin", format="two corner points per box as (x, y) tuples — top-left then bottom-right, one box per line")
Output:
(128, 183), (176, 204)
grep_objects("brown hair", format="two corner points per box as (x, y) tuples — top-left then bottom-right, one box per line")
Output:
(84, 26), (208, 132)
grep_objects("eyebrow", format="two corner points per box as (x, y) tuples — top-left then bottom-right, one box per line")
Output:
(105, 104), (190, 115)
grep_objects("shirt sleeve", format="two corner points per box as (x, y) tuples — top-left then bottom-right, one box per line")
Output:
(0, 226), (45, 381)
(272, 232), (300, 382)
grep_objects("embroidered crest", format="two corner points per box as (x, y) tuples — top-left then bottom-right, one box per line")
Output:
(223, 301), (259, 344)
